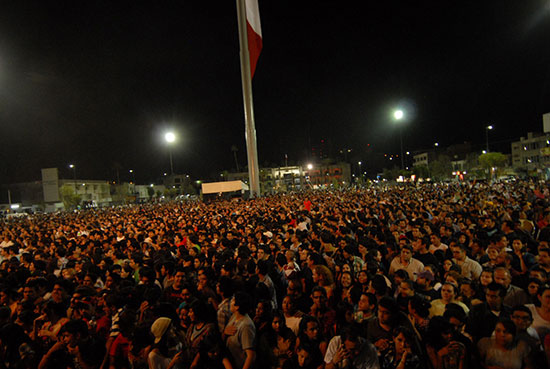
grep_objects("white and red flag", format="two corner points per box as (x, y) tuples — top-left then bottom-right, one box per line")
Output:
(245, 0), (262, 77)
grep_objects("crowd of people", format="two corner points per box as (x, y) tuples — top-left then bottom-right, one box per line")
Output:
(0, 180), (550, 369)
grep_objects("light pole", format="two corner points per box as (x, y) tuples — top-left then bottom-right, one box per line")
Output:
(69, 164), (76, 191)
(394, 110), (405, 170)
(164, 132), (176, 175)
(358, 161), (362, 183)
(486, 125), (493, 153)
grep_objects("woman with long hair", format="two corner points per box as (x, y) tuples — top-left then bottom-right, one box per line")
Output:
(312, 265), (335, 304)
(184, 299), (217, 368)
(379, 326), (422, 369)
(425, 316), (466, 369)
(477, 319), (533, 369)
(296, 315), (327, 358)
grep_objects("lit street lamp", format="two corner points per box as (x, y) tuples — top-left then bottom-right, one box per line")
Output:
(165, 132), (176, 175)
(68, 164), (76, 191)
(394, 109), (405, 170)
(486, 125), (493, 153)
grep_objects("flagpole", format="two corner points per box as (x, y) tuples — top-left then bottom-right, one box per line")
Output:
(236, 0), (261, 198)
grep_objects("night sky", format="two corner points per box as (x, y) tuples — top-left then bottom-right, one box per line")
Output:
(1, 1), (550, 184)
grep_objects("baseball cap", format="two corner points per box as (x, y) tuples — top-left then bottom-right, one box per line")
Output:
(151, 317), (172, 344)
(417, 270), (434, 281)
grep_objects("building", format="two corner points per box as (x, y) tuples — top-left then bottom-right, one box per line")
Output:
(511, 132), (550, 171)
(225, 162), (352, 194)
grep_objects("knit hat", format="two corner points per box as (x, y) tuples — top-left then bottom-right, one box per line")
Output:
(151, 317), (172, 344)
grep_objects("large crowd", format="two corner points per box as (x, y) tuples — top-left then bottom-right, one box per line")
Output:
(0, 180), (550, 369)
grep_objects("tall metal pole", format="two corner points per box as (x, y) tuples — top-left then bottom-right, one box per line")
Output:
(169, 149), (174, 175)
(486, 128), (489, 153)
(400, 127), (404, 170)
(236, 0), (260, 198)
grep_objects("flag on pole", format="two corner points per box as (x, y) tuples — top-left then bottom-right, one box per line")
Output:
(245, 0), (262, 77)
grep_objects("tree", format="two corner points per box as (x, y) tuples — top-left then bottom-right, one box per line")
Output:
(382, 166), (402, 181)
(60, 184), (81, 210)
(412, 165), (430, 179)
(478, 152), (508, 180)
(430, 155), (452, 181)
(147, 186), (155, 199)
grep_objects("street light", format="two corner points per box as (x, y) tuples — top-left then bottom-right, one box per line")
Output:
(68, 164), (76, 191)
(164, 132), (176, 175)
(129, 169), (135, 183)
(486, 125), (493, 153)
(394, 109), (405, 170)
(358, 161), (362, 182)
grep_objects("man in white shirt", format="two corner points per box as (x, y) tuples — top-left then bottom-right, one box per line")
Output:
(429, 234), (448, 254)
(389, 245), (424, 281)
(451, 244), (482, 280)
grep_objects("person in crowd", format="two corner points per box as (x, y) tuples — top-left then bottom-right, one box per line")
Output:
(429, 282), (469, 318)
(477, 319), (533, 369)
(525, 284), (550, 344)
(324, 326), (379, 369)
(467, 282), (511, 343)
(224, 291), (256, 369)
(2, 181), (550, 369)
(378, 326), (422, 369)
(425, 316), (466, 369)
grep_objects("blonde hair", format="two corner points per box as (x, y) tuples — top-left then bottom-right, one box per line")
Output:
(313, 265), (334, 286)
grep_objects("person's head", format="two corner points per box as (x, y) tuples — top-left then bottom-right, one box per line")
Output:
(440, 282), (458, 303)
(369, 274), (388, 297)
(529, 267), (547, 283)
(296, 343), (314, 368)
(282, 295), (297, 316)
(494, 319), (516, 346)
(493, 267), (512, 289)
(358, 292), (377, 314)
(340, 326), (364, 357)
(311, 286), (328, 308)
(254, 299), (272, 322)
(400, 245), (413, 262)
(537, 285), (550, 309)
(340, 271), (353, 288)
(511, 305), (533, 332)
(442, 258), (454, 272)
(287, 278), (303, 299)
(313, 265), (334, 286)
(357, 270), (369, 285)
(173, 268), (185, 288)
(231, 291), (252, 316)
(377, 296), (398, 326)
(399, 279), (415, 298)
(443, 304), (467, 332)
(526, 278), (542, 297)
(150, 317), (173, 345)
(445, 271), (461, 288)
(216, 276), (234, 299)
(299, 315), (321, 341)
(538, 248), (550, 267)
(485, 282), (506, 311)
(188, 299), (211, 324)
(393, 269), (409, 286)
(427, 316), (454, 345)
(271, 310), (286, 333)
(450, 245), (467, 262)
(487, 245), (500, 261)
(393, 326), (415, 354)
(60, 319), (89, 348)
(408, 295), (431, 319)
(480, 268), (493, 287)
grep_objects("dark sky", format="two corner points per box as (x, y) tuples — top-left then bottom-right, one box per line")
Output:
(1, 1), (550, 184)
